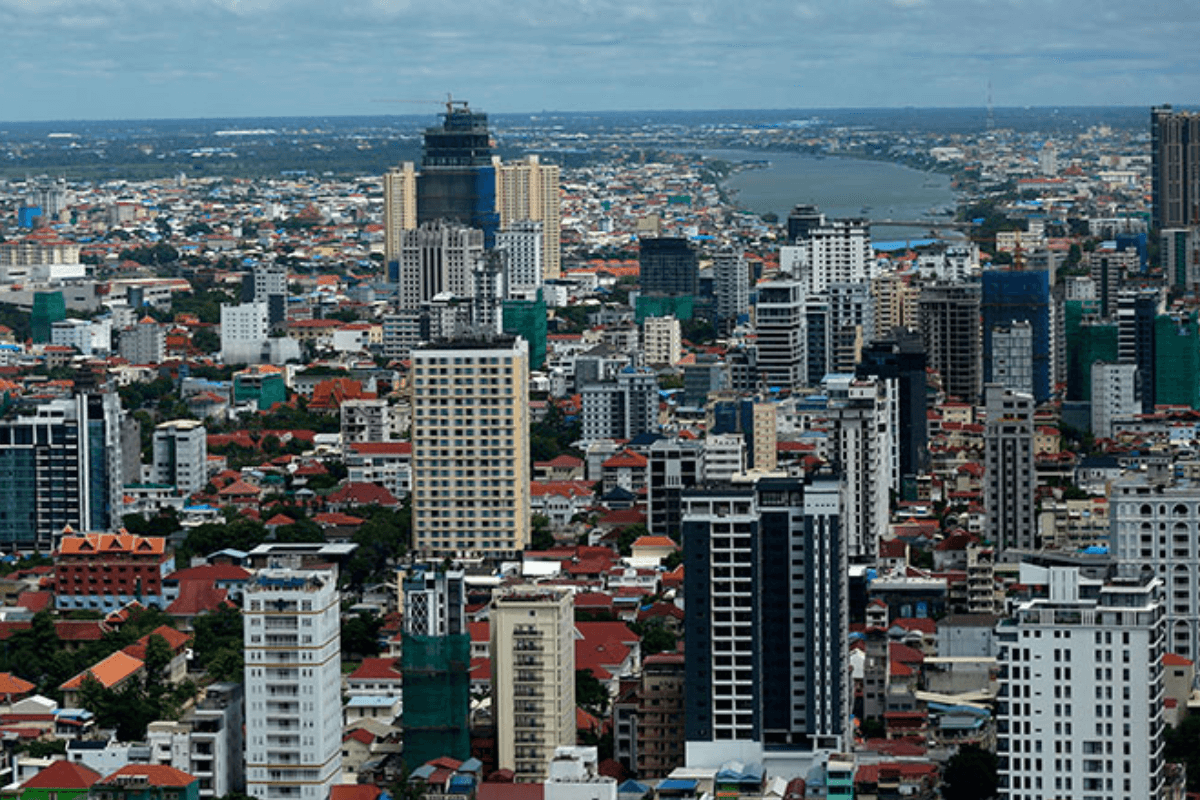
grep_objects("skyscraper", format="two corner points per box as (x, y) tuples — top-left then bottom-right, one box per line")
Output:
(393, 221), (485, 311)
(918, 282), (982, 402)
(713, 246), (750, 333)
(754, 276), (807, 391)
(639, 237), (698, 297)
(857, 334), (928, 490)
(416, 102), (498, 245)
(496, 221), (544, 299)
(981, 268), (1054, 403)
(384, 161), (418, 272)
(824, 375), (894, 561)
(1151, 105), (1200, 230)
(0, 392), (124, 550)
(410, 337), (530, 557)
(494, 155), (561, 280)
(244, 568), (342, 800)
(984, 384), (1036, 552)
(491, 586), (576, 781)
(779, 216), (874, 294)
(683, 473), (847, 768)
(996, 566), (1165, 800)
(152, 419), (207, 497)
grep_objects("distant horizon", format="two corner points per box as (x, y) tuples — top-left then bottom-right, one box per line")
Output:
(0, 103), (1182, 128)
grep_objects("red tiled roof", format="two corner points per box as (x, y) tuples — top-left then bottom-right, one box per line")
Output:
(61, 651), (144, 691)
(166, 564), (251, 582)
(328, 482), (400, 507)
(348, 658), (402, 681)
(98, 765), (196, 788)
(21, 760), (102, 790)
(166, 581), (230, 616)
(331, 786), (383, 800)
(0, 672), (35, 697)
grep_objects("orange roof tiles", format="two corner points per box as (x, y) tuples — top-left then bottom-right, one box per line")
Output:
(58, 533), (166, 556)
(98, 765), (196, 788)
(61, 650), (144, 691)
(20, 760), (102, 790)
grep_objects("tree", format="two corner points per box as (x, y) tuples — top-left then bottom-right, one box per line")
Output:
(342, 611), (383, 660)
(638, 622), (677, 657)
(942, 743), (998, 800)
(530, 515), (554, 551)
(192, 327), (220, 353)
(143, 633), (173, 693)
(191, 605), (243, 670)
(575, 669), (609, 714)
(616, 524), (647, 556)
(1165, 714), (1200, 791)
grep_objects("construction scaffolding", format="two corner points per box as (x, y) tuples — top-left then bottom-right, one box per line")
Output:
(401, 632), (472, 767)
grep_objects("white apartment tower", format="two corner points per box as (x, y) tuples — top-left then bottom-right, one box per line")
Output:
(496, 221), (544, 299)
(494, 155), (562, 280)
(244, 569), (342, 800)
(410, 337), (530, 557)
(220, 301), (268, 365)
(491, 587), (576, 781)
(824, 375), (894, 561)
(996, 566), (1165, 800)
(152, 419), (208, 497)
(642, 315), (681, 366)
(779, 218), (875, 294)
(1091, 362), (1139, 440)
(985, 384), (1036, 552)
(991, 321), (1034, 397)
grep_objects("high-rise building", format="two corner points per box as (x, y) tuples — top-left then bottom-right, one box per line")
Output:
(384, 162), (418, 272)
(984, 384), (1036, 552)
(416, 103), (498, 245)
(496, 221), (544, 299)
(118, 317), (165, 365)
(242, 264), (289, 328)
(779, 217), (874, 294)
(857, 335), (928, 490)
(1162, 227), (1200, 292)
(918, 282), (982, 402)
(494, 155), (561, 280)
(754, 277), (807, 392)
(871, 271), (919, 337)
(1155, 311), (1200, 409)
(824, 376), (894, 561)
(1088, 248), (1138, 319)
(826, 282), (875, 373)
(647, 438), (704, 540)
(982, 268), (1054, 403)
(152, 419), (208, 497)
(990, 320), (1034, 397)
(243, 568), (342, 800)
(636, 652), (686, 779)
(786, 204), (825, 244)
(996, 565), (1165, 800)
(0, 393), (124, 550)
(491, 586), (576, 781)
(713, 247), (750, 333)
(1090, 362), (1139, 440)
(1151, 105), (1200, 230)
(683, 473), (847, 768)
(401, 568), (470, 766)
(393, 221), (485, 311)
(642, 315), (681, 366)
(580, 368), (659, 443)
(410, 338), (530, 557)
(1111, 472), (1200, 661)
(220, 302), (268, 365)
(502, 290), (548, 371)
(639, 237), (698, 297)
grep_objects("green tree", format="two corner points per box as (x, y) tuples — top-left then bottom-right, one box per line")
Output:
(530, 515), (554, 551)
(942, 743), (998, 800)
(575, 669), (609, 714)
(191, 605), (243, 670)
(143, 634), (173, 694)
(616, 524), (647, 556)
(637, 622), (677, 657)
(341, 611), (383, 660)
(205, 648), (244, 683)
(193, 327), (221, 353)
(1165, 715), (1200, 791)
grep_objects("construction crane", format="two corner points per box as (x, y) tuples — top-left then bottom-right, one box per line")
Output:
(371, 93), (470, 115)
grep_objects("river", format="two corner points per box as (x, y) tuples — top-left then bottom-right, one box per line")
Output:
(707, 148), (961, 246)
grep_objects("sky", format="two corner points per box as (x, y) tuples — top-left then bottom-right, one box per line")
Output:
(0, 0), (1197, 121)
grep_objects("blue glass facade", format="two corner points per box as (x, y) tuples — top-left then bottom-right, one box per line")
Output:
(982, 269), (1052, 402)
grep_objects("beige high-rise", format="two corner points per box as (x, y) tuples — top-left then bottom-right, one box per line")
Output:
(384, 162), (417, 268)
(494, 155), (561, 280)
(490, 587), (575, 781)
(410, 337), (530, 557)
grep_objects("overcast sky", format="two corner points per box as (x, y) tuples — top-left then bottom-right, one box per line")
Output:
(0, 0), (1196, 121)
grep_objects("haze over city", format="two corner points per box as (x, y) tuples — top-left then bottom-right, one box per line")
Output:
(0, 0), (1197, 120)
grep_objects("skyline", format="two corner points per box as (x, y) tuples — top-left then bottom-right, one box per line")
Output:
(0, 0), (1197, 122)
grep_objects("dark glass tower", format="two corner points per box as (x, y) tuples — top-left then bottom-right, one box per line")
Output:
(416, 102), (499, 246)
(638, 237), (698, 297)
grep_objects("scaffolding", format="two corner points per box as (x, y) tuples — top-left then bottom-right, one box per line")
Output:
(401, 632), (472, 767)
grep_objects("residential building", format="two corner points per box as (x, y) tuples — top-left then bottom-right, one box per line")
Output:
(780, 216), (874, 294)
(636, 652), (686, 779)
(984, 385), (1036, 553)
(118, 317), (166, 365)
(996, 566), (1165, 800)
(824, 376), (894, 561)
(1151, 105), (1200, 230)
(580, 368), (658, 443)
(401, 569), (470, 766)
(392, 221), (485, 311)
(857, 335), (928, 491)
(990, 320), (1034, 397)
(93, 765), (200, 800)
(384, 162), (418, 270)
(683, 473), (848, 768)
(491, 587), (576, 782)
(495, 155), (561, 280)
(220, 302), (267, 365)
(16, 759), (100, 800)
(147, 683), (245, 799)
(713, 247), (749, 333)
(0, 392), (125, 550)
(642, 316), (681, 366)
(340, 398), (392, 445)
(1162, 226), (1200, 292)
(981, 269), (1054, 403)
(1111, 473), (1200, 662)
(1090, 362), (1139, 440)
(639, 237), (698, 297)
(244, 569), (342, 800)
(153, 420), (208, 497)
(918, 282), (981, 402)
(410, 337), (530, 557)
(647, 439), (704, 540)
(496, 221), (544, 298)
(754, 276), (807, 391)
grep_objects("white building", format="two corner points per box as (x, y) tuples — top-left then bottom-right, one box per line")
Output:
(220, 302), (267, 364)
(51, 318), (111, 356)
(147, 683), (245, 799)
(153, 419), (208, 497)
(996, 565), (1165, 800)
(702, 434), (745, 483)
(780, 217), (874, 294)
(754, 277), (807, 391)
(244, 569), (342, 800)
(497, 221), (544, 300)
(1091, 362), (1139, 440)
(642, 315), (681, 366)
(824, 375), (894, 560)
(713, 247), (750, 332)
(119, 318), (165, 365)
(396, 222), (484, 311)
(991, 321), (1034, 397)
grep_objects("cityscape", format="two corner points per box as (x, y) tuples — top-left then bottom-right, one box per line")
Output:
(0, 92), (1195, 800)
